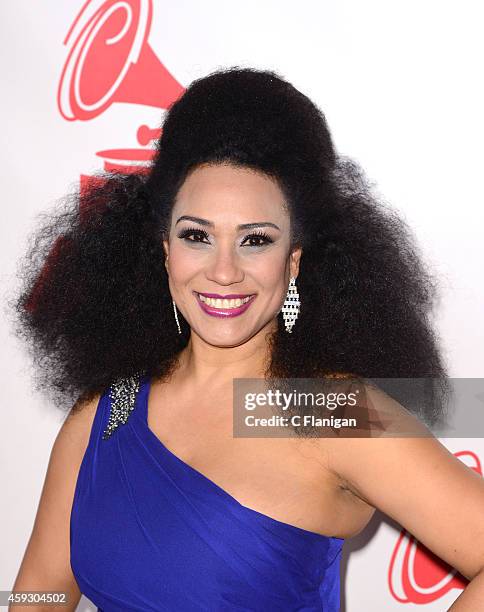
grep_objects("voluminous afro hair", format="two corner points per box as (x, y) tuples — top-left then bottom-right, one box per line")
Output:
(10, 66), (451, 430)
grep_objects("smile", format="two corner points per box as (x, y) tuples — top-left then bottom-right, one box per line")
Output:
(194, 292), (256, 318)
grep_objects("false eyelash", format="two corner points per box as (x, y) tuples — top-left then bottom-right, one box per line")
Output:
(177, 227), (210, 242)
(241, 230), (274, 246)
(176, 227), (274, 247)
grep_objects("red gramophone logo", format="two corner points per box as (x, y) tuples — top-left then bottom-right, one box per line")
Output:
(57, 0), (184, 181)
(24, 0), (184, 314)
(388, 450), (480, 605)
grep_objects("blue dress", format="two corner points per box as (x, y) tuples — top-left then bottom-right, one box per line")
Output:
(70, 374), (345, 611)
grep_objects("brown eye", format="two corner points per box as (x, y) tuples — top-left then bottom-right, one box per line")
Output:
(241, 232), (274, 247)
(177, 228), (210, 243)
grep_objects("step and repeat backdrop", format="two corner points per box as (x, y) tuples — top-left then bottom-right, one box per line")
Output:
(2, 1), (483, 610)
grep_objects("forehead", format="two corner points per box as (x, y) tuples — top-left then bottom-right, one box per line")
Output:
(173, 163), (289, 223)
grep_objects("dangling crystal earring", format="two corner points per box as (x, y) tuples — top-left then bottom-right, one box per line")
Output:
(281, 276), (301, 333)
(172, 299), (182, 334)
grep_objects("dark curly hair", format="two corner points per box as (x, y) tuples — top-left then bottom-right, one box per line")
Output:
(8, 66), (451, 430)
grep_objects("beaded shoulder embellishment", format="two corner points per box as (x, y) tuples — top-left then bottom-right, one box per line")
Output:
(102, 372), (143, 440)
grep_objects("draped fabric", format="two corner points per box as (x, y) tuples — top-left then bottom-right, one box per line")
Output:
(70, 375), (344, 611)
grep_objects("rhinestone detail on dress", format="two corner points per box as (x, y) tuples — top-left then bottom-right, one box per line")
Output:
(102, 372), (143, 440)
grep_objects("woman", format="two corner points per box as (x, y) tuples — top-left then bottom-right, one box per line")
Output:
(10, 67), (484, 611)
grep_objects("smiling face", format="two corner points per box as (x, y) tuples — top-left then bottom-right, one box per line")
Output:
(162, 163), (302, 348)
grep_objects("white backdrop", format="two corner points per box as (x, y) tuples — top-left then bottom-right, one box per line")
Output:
(1, 1), (483, 610)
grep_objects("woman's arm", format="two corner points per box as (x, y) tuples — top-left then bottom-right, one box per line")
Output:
(448, 569), (484, 610)
(327, 385), (484, 607)
(9, 394), (101, 611)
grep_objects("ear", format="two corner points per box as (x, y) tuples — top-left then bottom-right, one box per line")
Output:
(162, 236), (170, 271)
(289, 245), (302, 279)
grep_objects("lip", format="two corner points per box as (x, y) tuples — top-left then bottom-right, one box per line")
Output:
(193, 291), (256, 318)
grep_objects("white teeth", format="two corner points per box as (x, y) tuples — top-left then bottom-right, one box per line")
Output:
(198, 294), (252, 309)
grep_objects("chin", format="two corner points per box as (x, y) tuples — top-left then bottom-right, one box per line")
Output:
(197, 328), (256, 347)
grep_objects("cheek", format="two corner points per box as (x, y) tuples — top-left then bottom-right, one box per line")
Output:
(167, 246), (202, 279)
(249, 252), (288, 285)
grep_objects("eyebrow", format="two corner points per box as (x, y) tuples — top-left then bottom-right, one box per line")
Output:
(175, 215), (281, 231)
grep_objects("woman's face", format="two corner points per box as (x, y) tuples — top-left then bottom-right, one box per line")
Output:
(163, 163), (302, 347)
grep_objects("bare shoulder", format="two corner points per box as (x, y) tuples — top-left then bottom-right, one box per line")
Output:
(324, 381), (439, 494)
(10, 391), (104, 607)
(43, 390), (104, 482)
(324, 383), (484, 581)
(58, 391), (103, 453)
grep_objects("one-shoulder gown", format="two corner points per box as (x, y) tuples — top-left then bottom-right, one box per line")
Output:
(70, 374), (345, 611)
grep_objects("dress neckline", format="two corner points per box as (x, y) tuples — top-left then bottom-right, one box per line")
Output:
(137, 374), (345, 544)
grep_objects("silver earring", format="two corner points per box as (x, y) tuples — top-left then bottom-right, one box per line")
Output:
(281, 276), (301, 333)
(172, 299), (182, 334)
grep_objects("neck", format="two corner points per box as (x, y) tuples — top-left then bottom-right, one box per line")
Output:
(175, 320), (277, 388)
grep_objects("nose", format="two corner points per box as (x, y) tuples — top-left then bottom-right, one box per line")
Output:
(205, 244), (245, 286)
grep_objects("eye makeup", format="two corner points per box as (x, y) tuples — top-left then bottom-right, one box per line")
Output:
(176, 227), (274, 248)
